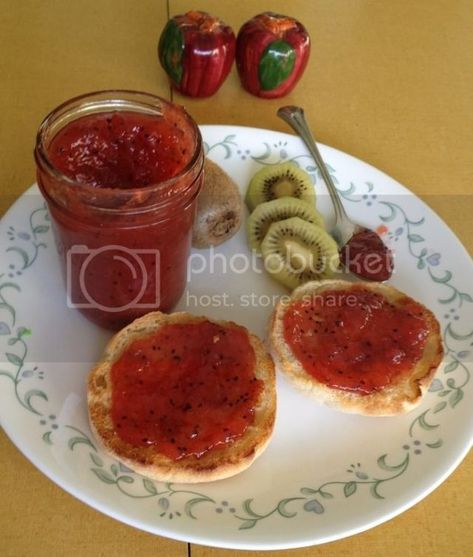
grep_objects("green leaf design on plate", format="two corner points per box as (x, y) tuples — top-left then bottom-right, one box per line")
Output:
(259, 40), (295, 91)
(444, 360), (459, 373)
(379, 203), (397, 222)
(377, 202), (473, 308)
(6, 352), (22, 366)
(0, 281), (20, 326)
(23, 389), (47, 414)
(344, 482), (357, 497)
(65, 426), (96, 451)
(119, 462), (133, 473)
(409, 410), (440, 437)
(430, 269), (453, 284)
(143, 478), (158, 495)
(6, 246), (29, 268)
(426, 439), (443, 449)
(319, 490), (334, 499)
(418, 412), (440, 431)
(242, 498), (259, 518)
(439, 290), (458, 304)
(159, 20), (184, 84)
(438, 389), (451, 397)
(184, 497), (211, 519)
(251, 142), (272, 162)
(118, 475), (134, 484)
(42, 431), (53, 445)
(449, 389), (463, 408)
(277, 498), (298, 518)
(33, 225), (49, 234)
(91, 468), (116, 484)
(90, 452), (104, 467)
(300, 487), (318, 495)
(0, 370), (15, 380)
(204, 135), (238, 159)
(408, 234), (424, 243)
(370, 481), (385, 500)
(67, 436), (92, 451)
(377, 454), (408, 472)
(0, 281), (21, 293)
(446, 324), (473, 341)
(433, 401), (447, 414)
(239, 519), (257, 530)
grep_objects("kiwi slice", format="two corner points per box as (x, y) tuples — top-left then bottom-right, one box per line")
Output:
(246, 197), (325, 252)
(245, 162), (315, 212)
(261, 217), (340, 290)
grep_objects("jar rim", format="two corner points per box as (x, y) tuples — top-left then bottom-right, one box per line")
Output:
(34, 89), (203, 199)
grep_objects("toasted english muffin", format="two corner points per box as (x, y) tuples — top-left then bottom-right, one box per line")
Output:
(88, 311), (276, 483)
(269, 280), (443, 416)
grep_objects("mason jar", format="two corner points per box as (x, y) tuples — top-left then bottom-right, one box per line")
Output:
(35, 90), (204, 330)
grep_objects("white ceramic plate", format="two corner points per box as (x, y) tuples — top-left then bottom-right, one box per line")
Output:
(1, 126), (472, 550)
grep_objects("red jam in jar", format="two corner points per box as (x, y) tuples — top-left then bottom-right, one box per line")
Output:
(35, 91), (204, 330)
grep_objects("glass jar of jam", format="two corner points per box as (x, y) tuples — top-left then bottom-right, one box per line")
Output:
(35, 90), (204, 330)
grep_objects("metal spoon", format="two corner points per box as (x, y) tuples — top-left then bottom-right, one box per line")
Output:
(277, 105), (393, 281)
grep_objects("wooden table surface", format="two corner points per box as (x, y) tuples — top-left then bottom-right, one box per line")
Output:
(1, 1), (472, 556)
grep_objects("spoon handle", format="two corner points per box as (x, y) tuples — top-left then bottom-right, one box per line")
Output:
(277, 106), (353, 235)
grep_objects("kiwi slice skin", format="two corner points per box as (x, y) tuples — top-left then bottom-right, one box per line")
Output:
(245, 162), (315, 212)
(261, 217), (340, 290)
(246, 197), (325, 253)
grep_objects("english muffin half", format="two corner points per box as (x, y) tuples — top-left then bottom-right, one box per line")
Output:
(270, 280), (443, 416)
(88, 311), (276, 483)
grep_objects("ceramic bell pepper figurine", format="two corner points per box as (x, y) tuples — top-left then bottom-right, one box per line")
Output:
(236, 12), (310, 98)
(158, 11), (236, 97)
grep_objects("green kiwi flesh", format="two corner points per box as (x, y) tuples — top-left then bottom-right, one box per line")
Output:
(246, 197), (325, 252)
(245, 162), (315, 212)
(261, 217), (340, 290)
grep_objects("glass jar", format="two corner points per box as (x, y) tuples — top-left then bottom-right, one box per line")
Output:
(35, 90), (204, 330)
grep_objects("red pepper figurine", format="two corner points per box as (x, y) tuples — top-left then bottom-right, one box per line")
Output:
(236, 12), (310, 98)
(158, 11), (236, 98)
